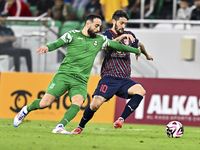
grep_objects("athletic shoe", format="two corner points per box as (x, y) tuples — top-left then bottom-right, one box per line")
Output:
(52, 124), (72, 134)
(71, 127), (83, 134)
(113, 118), (124, 129)
(13, 106), (28, 127)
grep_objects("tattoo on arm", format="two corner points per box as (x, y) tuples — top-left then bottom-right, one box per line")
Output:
(96, 96), (102, 102)
(116, 39), (120, 42)
(113, 36), (123, 43)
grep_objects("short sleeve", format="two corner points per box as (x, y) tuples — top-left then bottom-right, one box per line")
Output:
(129, 32), (139, 48)
(102, 29), (112, 40)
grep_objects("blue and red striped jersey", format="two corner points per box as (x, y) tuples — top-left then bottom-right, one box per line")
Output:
(101, 28), (139, 78)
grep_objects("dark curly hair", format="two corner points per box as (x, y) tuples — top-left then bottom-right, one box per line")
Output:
(112, 9), (129, 21)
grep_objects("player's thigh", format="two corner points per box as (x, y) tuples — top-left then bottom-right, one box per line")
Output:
(93, 77), (119, 101)
(116, 78), (139, 98)
(46, 74), (70, 98)
(128, 84), (146, 96)
(68, 81), (87, 103)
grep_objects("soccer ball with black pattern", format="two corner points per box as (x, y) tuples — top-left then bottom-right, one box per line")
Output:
(166, 121), (184, 138)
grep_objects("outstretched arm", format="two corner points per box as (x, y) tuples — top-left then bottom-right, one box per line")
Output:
(36, 38), (65, 54)
(45, 38), (65, 51)
(104, 34), (135, 51)
(36, 46), (49, 54)
(138, 42), (153, 60)
(107, 40), (140, 54)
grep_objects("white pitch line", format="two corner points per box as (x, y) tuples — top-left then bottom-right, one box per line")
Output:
(99, 128), (151, 131)
(0, 124), (55, 128)
(0, 126), (150, 131)
(1, 125), (200, 132)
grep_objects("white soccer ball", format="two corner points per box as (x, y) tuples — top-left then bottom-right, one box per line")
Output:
(166, 121), (184, 138)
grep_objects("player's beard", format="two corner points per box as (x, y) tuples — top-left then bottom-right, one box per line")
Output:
(114, 23), (124, 35)
(88, 27), (97, 38)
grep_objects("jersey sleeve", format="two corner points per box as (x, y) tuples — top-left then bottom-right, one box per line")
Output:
(129, 32), (139, 48)
(100, 35), (139, 54)
(101, 30), (112, 49)
(60, 32), (73, 44)
(109, 40), (139, 54)
(100, 35), (111, 50)
(45, 32), (73, 51)
(102, 29), (112, 40)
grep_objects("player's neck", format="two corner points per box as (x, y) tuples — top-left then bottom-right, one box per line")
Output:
(111, 27), (117, 34)
(82, 27), (90, 37)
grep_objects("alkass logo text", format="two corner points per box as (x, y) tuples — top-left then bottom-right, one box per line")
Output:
(134, 94), (200, 120)
(147, 95), (200, 115)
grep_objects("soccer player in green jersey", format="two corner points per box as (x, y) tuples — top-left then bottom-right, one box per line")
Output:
(13, 14), (141, 134)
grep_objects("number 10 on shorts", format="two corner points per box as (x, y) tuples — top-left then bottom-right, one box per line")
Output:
(100, 84), (108, 93)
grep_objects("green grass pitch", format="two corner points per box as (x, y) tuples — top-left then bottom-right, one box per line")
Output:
(0, 119), (199, 150)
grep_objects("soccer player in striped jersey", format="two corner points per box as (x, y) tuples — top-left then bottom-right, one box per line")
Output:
(72, 10), (153, 134)
(13, 13), (141, 134)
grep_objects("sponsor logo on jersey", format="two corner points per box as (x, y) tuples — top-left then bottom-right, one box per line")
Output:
(61, 33), (72, 43)
(78, 37), (83, 40)
(111, 53), (126, 57)
(124, 39), (129, 45)
(94, 41), (98, 46)
(50, 83), (55, 89)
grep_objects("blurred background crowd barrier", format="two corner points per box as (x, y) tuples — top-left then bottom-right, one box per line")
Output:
(0, 0), (200, 79)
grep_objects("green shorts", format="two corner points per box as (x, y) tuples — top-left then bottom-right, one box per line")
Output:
(46, 73), (88, 101)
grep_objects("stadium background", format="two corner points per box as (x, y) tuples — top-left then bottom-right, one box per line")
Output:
(0, 0), (200, 127)
(0, 72), (199, 127)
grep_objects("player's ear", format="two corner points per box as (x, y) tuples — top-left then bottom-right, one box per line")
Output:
(86, 20), (91, 28)
(112, 19), (116, 24)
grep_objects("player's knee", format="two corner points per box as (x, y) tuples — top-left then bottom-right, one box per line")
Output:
(39, 93), (56, 108)
(90, 95), (105, 111)
(39, 100), (51, 108)
(141, 88), (146, 96)
(135, 84), (146, 96)
(129, 84), (146, 96)
(90, 100), (101, 111)
(71, 95), (84, 107)
(90, 103), (100, 111)
(39, 94), (56, 108)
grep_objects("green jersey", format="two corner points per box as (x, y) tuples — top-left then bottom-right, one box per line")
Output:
(47, 30), (109, 82)
(46, 30), (139, 83)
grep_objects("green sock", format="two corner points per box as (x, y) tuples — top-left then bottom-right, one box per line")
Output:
(59, 104), (80, 126)
(27, 99), (41, 112)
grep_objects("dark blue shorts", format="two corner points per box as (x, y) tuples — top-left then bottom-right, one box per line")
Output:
(93, 76), (139, 101)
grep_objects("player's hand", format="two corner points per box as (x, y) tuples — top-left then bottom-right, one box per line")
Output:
(135, 47), (141, 62)
(146, 53), (153, 61)
(36, 46), (49, 54)
(123, 34), (135, 43)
